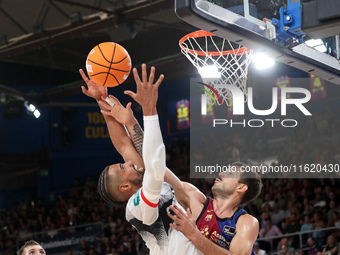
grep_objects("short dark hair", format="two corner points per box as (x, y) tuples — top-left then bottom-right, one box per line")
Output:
(17, 240), (43, 255)
(231, 162), (263, 205)
(98, 166), (125, 207)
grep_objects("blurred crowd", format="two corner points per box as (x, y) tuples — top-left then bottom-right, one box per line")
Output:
(0, 168), (338, 255)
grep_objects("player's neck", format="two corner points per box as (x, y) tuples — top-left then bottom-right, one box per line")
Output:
(213, 197), (239, 218)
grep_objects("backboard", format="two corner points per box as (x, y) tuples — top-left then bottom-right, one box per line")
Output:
(175, 0), (340, 84)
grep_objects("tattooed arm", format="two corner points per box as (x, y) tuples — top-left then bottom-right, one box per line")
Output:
(98, 95), (144, 158)
(126, 121), (144, 157)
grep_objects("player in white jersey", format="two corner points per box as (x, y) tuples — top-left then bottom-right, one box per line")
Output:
(123, 112), (201, 255)
(80, 65), (202, 255)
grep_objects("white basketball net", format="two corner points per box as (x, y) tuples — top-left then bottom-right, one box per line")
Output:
(180, 31), (253, 106)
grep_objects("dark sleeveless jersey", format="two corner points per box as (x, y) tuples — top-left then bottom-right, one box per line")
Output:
(196, 197), (255, 255)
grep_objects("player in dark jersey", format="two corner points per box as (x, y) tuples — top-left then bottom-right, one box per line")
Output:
(167, 163), (262, 255)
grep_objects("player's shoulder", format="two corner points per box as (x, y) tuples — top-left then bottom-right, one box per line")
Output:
(237, 213), (259, 229)
(182, 182), (206, 203)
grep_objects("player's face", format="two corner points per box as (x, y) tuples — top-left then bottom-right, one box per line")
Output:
(212, 170), (241, 197)
(23, 245), (46, 255)
(109, 161), (144, 181)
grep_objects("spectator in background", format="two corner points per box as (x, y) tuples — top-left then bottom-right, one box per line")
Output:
(297, 249), (305, 255)
(313, 193), (326, 209)
(285, 212), (301, 248)
(306, 237), (322, 255)
(300, 214), (313, 244)
(259, 218), (282, 251)
(276, 237), (295, 255)
(17, 240), (46, 255)
(328, 191), (338, 204)
(260, 218), (283, 239)
(284, 200), (296, 219)
(252, 194), (264, 215)
(285, 212), (301, 233)
(262, 193), (275, 209)
(301, 198), (314, 216)
(331, 211), (340, 228)
(271, 204), (285, 228)
(275, 192), (286, 211)
(301, 214), (313, 232)
(253, 241), (266, 255)
(78, 240), (89, 255)
(123, 241), (137, 255)
(107, 247), (118, 255)
(88, 247), (98, 255)
(261, 204), (273, 228)
(321, 235), (338, 255)
(327, 200), (338, 226)
(311, 212), (326, 245)
(297, 189), (311, 205)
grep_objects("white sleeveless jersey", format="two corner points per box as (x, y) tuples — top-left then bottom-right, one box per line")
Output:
(126, 182), (203, 255)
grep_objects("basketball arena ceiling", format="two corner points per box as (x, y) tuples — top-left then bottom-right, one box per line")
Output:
(0, 0), (197, 104)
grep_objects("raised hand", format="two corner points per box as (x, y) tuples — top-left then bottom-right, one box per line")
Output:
(124, 64), (164, 116)
(168, 204), (198, 241)
(79, 69), (107, 101)
(98, 95), (135, 126)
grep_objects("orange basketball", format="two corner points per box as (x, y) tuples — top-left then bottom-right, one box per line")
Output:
(86, 42), (132, 87)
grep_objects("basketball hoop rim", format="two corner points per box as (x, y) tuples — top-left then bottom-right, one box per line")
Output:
(179, 30), (252, 56)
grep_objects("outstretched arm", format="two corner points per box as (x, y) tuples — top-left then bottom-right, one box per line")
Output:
(125, 64), (165, 206)
(124, 64), (206, 217)
(79, 69), (143, 168)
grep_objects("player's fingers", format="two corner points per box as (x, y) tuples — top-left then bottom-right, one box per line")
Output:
(170, 205), (184, 218)
(100, 96), (116, 107)
(141, 63), (147, 84)
(154, 74), (164, 89)
(100, 110), (112, 116)
(79, 69), (89, 82)
(173, 204), (184, 214)
(124, 90), (137, 100)
(98, 100), (112, 111)
(167, 212), (180, 223)
(108, 95), (122, 105)
(126, 102), (132, 111)
(186, 208), (193, 218)
(148, 66), (155, 85)
(169, 223), (179, 230)
(132, 68), (142, 86)
(81, 86), (89, 95)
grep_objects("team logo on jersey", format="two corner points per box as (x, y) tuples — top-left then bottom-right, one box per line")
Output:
(223, 225), (236, 236)
(200, 225), (210, 236)
(133, 191), (140, 206)
(205, 214), (213, 221)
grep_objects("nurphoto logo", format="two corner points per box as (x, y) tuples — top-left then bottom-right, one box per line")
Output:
(199, 82), (312, 128)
